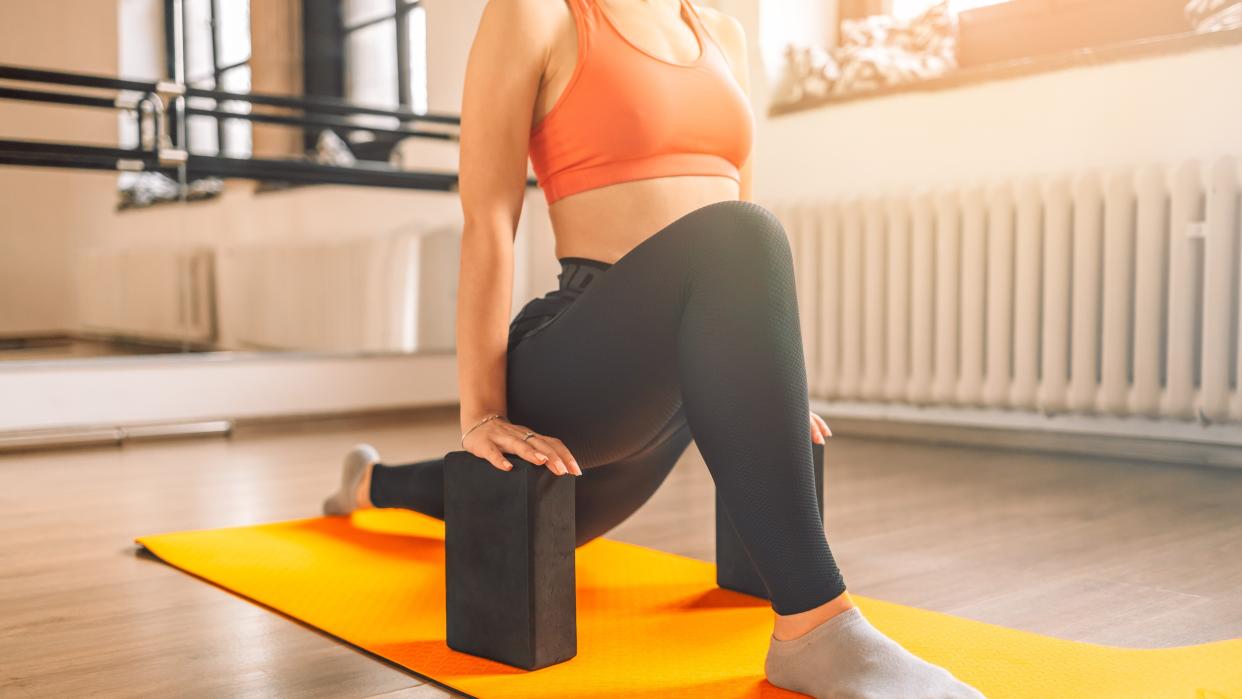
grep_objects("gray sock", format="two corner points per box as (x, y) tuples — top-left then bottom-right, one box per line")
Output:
(765, 607), (986, 699)
(322, 443), (379, 516)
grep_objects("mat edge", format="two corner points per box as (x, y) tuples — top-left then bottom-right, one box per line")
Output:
(132, 537), (481, 699)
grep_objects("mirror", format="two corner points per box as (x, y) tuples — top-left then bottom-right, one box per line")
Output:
(0, 0), (474, 365)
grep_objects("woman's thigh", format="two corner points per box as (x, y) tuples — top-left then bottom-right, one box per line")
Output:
(573, 406), (693, 545)
(506, 201), (739, 469)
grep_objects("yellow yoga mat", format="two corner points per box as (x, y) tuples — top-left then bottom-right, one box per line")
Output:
(136, 510), (1242, 699)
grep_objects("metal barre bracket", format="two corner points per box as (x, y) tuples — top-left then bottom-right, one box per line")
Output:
(155, 80), (186, 98)
(158, 149), (188, 167)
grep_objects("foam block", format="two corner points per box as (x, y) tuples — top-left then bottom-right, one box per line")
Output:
(443, 451), (576, 670)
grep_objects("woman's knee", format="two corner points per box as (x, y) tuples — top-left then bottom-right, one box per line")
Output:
(691, 200), (794, 274)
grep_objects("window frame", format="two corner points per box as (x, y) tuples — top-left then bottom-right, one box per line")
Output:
(341, 0), (424, 111)
(163, 0), (252, 157)
(303, 0), (429, 162)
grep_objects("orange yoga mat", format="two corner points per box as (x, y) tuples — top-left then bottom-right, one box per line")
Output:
(137, 509), (1242, 699)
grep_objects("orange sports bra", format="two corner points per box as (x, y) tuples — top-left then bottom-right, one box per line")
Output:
(528, 0), (754, 206)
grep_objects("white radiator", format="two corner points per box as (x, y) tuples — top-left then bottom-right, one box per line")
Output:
(223, 225), (459, 354)
(778, 156), (1242, 424)
(76, 247), (216, 345)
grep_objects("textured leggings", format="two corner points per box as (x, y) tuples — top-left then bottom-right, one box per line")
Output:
(369, 199), (846, 615)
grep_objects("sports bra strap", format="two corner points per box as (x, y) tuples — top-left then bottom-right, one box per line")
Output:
(678, 0), (711, 41)
(563, 0), (594, 57)
(569, 0), (598, 19)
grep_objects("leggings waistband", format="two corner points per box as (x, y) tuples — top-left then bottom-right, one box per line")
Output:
(557, 256), (613, 292)
(508, 257), (612, 352)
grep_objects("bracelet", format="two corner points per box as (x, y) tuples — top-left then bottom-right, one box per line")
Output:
(461, 413), (506, 447)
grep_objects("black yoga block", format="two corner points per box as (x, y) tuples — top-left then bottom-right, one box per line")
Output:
(443, 450), (577, 670)
(715, 440), (825, 599)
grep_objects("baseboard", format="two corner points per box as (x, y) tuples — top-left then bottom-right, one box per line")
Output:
(0, 420), (233, 454)
(0, 351), (458, 434)
(0, 405), (463, 455)
(811, 399), (1242, 469)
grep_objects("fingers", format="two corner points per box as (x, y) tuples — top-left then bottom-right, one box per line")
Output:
(809, 414), (829, 441)
(548, 436), (583, 476)
(476, 445), (514, 472)
(499, 432), (563, 475)
(809, 412), (832, 444)
(526, 434), (582, 476)
(486, 426), (579, 477)
(816, 413), (833, 438)
(465, 421), (583, 476)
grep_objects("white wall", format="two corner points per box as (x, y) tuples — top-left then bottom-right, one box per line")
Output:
(751, 41), (1242, 202)
(424, 0), (488, 113)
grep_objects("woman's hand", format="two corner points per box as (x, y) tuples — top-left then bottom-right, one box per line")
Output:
(810, 410), (832, 445)
(462, 417), (583, 476)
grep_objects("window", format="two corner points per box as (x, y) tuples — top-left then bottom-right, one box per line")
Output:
(343, 0), (428, 114)
(117, 0), (253, 207)
(841, 0), (1198, 68)
(174, 0), (253, 158)
(303, 0), (429, 162)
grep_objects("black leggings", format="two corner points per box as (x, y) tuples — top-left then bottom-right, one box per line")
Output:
(369, 199), (846, 615)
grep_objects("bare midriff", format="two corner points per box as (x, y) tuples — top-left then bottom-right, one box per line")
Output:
(546, 176), (740, 264)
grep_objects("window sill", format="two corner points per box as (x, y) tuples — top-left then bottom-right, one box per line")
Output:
(767, 26), (1242, 117)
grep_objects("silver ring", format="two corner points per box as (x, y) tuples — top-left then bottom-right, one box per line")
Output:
(521, 431), (535, 442)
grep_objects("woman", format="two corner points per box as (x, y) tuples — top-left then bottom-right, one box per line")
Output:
(323, 1), (984, 696)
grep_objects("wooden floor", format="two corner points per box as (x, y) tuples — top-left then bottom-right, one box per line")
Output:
(2, 405), (1241, 697)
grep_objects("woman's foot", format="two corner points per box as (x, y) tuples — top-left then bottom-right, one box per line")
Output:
(322, 443), (379, 516)
(765, 606), (986, 699)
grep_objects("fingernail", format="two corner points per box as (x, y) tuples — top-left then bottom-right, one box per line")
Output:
(503, 461), (513, 470)
(570, 461), (582, 476)
(536, 452), (549, 462)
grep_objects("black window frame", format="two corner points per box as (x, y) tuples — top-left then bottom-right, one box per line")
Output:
(303, 0), (428, 162)
(163, 0), (252, 157)
(342, 0), (424, 111)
